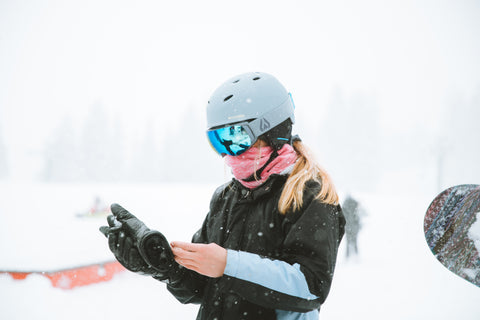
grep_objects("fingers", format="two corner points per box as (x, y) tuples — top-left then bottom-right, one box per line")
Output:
(110, 203), (135, 222)
(171, 244), (197, 266)
(112, 232), (147, 272)
(171, 241), (202, 252)
(99, 225), (122, 238)
(176, 260), (199, 273)
(107, 215), (117, 227)
(99, 226), (110, 237)
(128, 247), (144, 271)
(173, 255), (199, 273)
(170, 242), (227, 278)
(107, 229), (128, 256)
(121, 236), (133, 263)
(108, 230), (137, 266)
(170, 242), (208, 273)
(108, 230), (119, 252)
(171, 245), (196, 261)
(117, 231), (127, 255)
(99, 215), (122, 238)
(100, 216), (122, 238)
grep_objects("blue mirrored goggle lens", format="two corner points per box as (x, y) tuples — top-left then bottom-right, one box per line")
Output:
(207, 125), (253, 156)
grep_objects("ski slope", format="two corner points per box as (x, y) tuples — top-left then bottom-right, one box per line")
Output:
(0, 182), (479, 319)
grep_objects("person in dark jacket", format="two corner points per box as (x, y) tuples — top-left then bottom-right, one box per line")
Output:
(342, 194), (364, 258)
(100, 72), (345, 320)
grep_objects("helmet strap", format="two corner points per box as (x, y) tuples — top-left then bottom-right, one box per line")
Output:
(241, 148), (279, 183)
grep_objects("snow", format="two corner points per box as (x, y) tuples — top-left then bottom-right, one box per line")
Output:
(468, 212), (480, 254)
(1, 182), (480, 319)
(462, 268), (479, 280)
(0, 182), (215, 270)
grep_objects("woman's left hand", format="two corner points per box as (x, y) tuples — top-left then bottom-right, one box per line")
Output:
(170, 241), (227, 278)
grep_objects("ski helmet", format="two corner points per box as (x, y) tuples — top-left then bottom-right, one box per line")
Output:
(206, 72), (295, 156)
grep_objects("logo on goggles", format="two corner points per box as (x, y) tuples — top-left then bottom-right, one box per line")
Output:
(260, 118), (271, 132)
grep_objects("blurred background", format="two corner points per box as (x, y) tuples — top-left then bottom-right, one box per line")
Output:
(1, 1), (480, 319)
(0, 0), (479, 193)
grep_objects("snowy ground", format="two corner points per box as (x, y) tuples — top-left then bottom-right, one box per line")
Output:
(0, 182), (479, 319)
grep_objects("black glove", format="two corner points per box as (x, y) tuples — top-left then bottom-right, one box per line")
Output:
(100, 203), (184, 284)
(100, 211), (152, 274)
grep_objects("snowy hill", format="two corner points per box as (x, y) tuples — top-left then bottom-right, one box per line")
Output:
(0, 182), (479, 319)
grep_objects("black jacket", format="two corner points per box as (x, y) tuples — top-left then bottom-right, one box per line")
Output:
(166, 174), (345, 320)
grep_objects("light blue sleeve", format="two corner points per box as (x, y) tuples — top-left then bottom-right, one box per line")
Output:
(224, 249), (319, 301)
(275, 310), (320, 320)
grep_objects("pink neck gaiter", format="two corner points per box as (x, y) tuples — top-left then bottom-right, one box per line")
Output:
(224, 144), (297, 189)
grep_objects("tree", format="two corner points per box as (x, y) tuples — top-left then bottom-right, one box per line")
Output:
(129, 120), (163, 182)
(42, 116), (79, 181)
(159, 104), (224, 183)
(78, 102), (115, 181)
(108, 113), (128, 181)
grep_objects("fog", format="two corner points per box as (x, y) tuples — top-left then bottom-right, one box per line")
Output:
(1, 0), (479, 194)
(1, 2), (480, 318)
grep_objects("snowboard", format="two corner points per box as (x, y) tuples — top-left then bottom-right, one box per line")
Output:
(424, 184), (480, 288)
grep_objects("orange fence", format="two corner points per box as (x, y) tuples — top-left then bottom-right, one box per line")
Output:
(1, 261), (126, 289)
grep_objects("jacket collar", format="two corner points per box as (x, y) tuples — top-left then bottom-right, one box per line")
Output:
(231, 174), (288, 202)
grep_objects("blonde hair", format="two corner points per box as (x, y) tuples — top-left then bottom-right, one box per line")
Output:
(278, 140), (339, 214)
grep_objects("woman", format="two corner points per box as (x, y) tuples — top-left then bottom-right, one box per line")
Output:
(101, 72), (345, 320)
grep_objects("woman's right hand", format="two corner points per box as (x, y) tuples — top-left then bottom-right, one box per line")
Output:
(171, 242), (227, 278)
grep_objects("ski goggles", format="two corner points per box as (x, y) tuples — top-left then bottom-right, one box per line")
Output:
(206, 122), (256, 156)
(206, 93), (295, 156)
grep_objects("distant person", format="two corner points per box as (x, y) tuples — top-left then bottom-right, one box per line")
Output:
(76, 195), (109, 218)
(101, 72), (345, 320)
(342, 195), (365, 258)
(90, 196), (104, 214)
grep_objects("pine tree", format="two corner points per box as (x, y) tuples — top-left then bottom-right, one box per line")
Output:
(42, 116), (79, 181)
(159, 104), (224, 183)
(78, 103), (112, 181)
(129, 120), (163, 182)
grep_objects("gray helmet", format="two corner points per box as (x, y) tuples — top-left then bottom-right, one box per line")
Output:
(206, 72), (295, 132)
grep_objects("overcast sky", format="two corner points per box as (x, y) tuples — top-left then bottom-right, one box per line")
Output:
(1, 0), (479, 179)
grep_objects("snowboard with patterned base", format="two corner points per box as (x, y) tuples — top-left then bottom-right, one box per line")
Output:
(424, 184), (480, 288)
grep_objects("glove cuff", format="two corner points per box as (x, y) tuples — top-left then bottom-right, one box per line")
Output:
(137, 230), (185, 284)
(137, 230), (175, 271)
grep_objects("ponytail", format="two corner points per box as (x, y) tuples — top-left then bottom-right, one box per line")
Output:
(278, 140), (339, 214)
